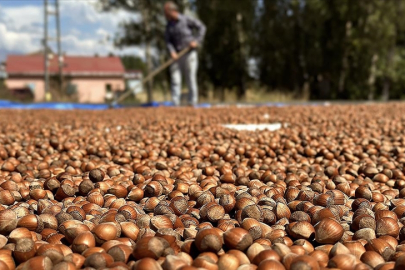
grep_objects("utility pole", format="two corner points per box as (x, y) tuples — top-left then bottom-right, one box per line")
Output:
(43, 0), (63, 102)
(55, 0), (63, 91)
(44, 0), (50, 102)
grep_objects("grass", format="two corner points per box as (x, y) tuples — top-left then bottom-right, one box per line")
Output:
(0, 82), (309, 105)
(129, 87), (309, 104)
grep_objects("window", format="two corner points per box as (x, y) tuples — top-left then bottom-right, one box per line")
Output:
(106, 84), (112, 91)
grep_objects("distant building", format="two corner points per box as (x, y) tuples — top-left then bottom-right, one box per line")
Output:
(5, 54), (127, 103)
(124, 70), (143, 95)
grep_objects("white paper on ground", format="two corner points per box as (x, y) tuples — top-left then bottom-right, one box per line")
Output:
(222, 123), (283, 131)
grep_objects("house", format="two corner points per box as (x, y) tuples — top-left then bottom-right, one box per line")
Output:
(5, 54), (126, 103)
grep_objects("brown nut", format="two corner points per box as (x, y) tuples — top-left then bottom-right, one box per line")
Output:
(223, 228), (253, 251)
(314, 218), (344, 244)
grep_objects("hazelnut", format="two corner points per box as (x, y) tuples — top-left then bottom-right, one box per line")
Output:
(314, 218), (344, 244)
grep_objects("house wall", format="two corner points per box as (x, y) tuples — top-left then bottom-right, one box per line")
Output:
(6, 77), (125, 103)
(6, 78), (45, 102)
(69, 78), (124, 103)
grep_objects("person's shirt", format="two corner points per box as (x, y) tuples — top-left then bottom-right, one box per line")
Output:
(165, 14), (206, 53)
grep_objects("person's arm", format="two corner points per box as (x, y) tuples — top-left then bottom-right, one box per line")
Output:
(165, 27), (178, 59)
(186, 16), (206, 45)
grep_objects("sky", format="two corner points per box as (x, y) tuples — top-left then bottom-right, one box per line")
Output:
(0, 0), (142, 62)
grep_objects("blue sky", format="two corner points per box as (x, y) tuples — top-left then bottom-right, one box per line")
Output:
(0, 0), (142, 62)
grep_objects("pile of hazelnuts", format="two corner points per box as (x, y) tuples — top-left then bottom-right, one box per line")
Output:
(0, 104), (405, 269)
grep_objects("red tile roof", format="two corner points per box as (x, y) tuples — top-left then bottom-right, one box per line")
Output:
(6, 55), (125, 76)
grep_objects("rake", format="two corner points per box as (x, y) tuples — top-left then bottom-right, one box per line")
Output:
(111, 47), (191, 107)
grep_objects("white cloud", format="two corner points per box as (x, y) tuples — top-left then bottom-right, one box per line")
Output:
(96, 28), (109, 37)
(0, 5), (42, 32)
(69, 28), (81, 36)
(0, 4), (42, 56)
(59, 1), (137, 29)
(0, 1), (142, 61)
(62, 35), (99, 55)
(0, 23), (41, 54)
(61, 34), (142, 58)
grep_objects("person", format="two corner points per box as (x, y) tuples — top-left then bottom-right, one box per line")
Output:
(164, 1), (206, 106)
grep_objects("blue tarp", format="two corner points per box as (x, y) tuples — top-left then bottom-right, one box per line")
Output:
(0, 100), (330, 110)
(0, 100), (212, 110)
(0, 100), (120, 110)
(140, 101), (212, 108)
(0, 100), (223, 110)
(141, 101), (174, 107)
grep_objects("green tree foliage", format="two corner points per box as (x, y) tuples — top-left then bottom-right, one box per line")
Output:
(120, 55), (147, 74)
(194, 0), (256, 100)
(255, 0), (405, 100)
(0, 79), (5, 93)
(99, 0), (405, 101)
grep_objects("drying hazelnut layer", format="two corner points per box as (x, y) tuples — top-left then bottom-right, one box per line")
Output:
(0, 104), (405, 270)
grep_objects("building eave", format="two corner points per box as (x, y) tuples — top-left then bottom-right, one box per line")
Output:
(7, 72), (125, 78)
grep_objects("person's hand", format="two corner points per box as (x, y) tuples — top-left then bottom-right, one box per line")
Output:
(190, 41), (198, 48)
(171, 51), (178, 60)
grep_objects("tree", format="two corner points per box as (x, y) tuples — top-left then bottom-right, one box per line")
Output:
(98, 0), (405, 102)
(0, 79), (5, 92)
(373, 0), (405, 101)
(254, 0), (405, 101)
(195, 0), (256, 101)
(120, 55), (147, 74)
(254, 0), (327, 98)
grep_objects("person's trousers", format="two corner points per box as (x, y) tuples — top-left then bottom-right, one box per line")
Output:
(170, 50), (198, 106)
